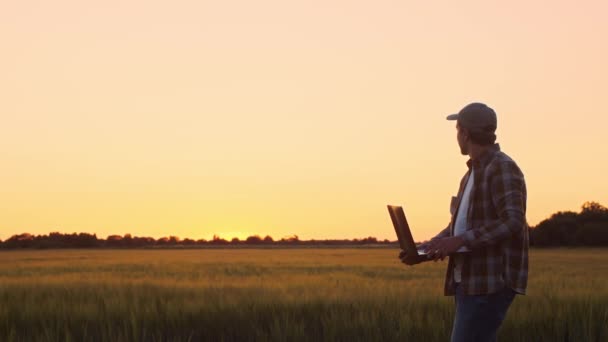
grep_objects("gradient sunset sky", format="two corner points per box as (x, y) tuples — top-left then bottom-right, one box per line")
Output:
(2, 0), (607, 241)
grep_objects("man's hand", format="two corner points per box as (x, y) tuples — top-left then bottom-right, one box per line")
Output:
(398, 250), (420, 266)
(423, 236), (466, 261)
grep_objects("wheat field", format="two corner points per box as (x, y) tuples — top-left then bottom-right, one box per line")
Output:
(0, 248), (606, 341)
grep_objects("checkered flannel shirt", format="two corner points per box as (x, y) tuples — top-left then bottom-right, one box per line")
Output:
(432, 144), (529, 296)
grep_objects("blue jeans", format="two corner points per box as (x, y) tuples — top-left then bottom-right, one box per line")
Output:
(450, 283), (516, 342)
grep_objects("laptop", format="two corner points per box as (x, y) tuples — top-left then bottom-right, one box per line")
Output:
(387, 205), (430, 262)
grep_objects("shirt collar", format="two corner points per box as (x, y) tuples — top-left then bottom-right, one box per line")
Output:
(466, 143), (501, 169)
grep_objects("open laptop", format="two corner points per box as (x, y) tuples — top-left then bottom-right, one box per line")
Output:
(387, 205), (431, 262)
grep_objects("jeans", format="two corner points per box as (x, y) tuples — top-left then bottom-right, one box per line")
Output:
(450, 283), (516, 342)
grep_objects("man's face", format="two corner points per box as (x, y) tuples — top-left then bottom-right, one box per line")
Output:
(456, 123), (468, 155)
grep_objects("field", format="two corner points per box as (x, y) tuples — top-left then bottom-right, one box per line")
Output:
(1, 248), (607, 341)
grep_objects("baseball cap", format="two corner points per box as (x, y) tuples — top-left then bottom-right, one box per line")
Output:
(446, 102), (497, 132)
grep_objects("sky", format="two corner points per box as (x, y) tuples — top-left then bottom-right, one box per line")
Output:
(1, 0), (607, 241)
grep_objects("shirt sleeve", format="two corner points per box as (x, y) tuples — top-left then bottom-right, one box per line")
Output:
(430, 224), (451, 242)
(461, 160), (526, 249)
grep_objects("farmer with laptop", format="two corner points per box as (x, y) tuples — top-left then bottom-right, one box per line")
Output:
(399, 103), (529, 342)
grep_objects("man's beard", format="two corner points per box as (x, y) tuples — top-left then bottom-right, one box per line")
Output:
(459, 144), (468, 155)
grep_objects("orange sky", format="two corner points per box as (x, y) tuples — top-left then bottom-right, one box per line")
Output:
(1, 0), (607, 241)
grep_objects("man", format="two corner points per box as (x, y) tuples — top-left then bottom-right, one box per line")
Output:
(399, 102), (528, 342)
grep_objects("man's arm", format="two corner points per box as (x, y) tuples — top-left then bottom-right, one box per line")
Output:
(401, 224), (451, 264)
(461, 161), (526, 249)
(427, 224), (451, 243)
(401, 195), (457, 263)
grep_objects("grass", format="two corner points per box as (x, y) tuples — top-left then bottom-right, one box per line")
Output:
(0, 248), (607, 341)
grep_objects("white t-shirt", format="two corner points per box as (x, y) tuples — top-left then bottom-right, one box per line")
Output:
(453, 169), (474, 283)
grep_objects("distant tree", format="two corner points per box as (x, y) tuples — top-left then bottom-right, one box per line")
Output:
(4, 233), (34, 248)
(581, 201), (608, 213)
(44, 232), (67, 248)
(133, 236), (154, 247)
(263, 235), (274, 244)
(17, 233), (33, 240)
(245, 235), (263, 244)
(575, 222), (608, 246)
(530, 202), (608, 246)
(230, 237), (240, 244)
(74, 233), (98, 248)
(123, 234), (133, 247)
(106, 235), (124, 247)
(283, 235), (299, 244)
(579, 201), (608, 224)
(156, 237), (170, 246)
(360, 236), (378, 244)
(210, 235), (228, 245)
(531, 211), (579, 246)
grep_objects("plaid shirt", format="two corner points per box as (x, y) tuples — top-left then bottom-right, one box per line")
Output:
(432, 144), (529, 296)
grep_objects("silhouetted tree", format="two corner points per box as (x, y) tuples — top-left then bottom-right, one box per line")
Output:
(210, 235), (228, 245)
(132, 236), (154, 247)
(576, 222), (608, 246)
(530, 202), (608, 246)
(106, 235), (124, 247)
(156, 237), (170, 246)
(73, 233), (98, 248)
(581, 201), (608, 213)
(279, 235), (300, 244)
(579, 201), (608, 224)
(245, 235), (263, 244)
(122, 234), (133, 247)
(4, 233), (34, 248)
(360, 236), (378, 244)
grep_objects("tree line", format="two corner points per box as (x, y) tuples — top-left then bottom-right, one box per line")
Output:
(1, 201), (606, 249)
(0, 232), (387, 249)
(530, 201), (608, 246)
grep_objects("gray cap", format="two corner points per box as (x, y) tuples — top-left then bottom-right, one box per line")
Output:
(446, 102), (497, 132)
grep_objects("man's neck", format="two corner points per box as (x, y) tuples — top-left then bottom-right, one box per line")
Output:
(468, 144), (492, 161)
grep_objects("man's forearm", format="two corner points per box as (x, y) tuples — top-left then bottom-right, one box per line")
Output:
(430, 224), (451, 242)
